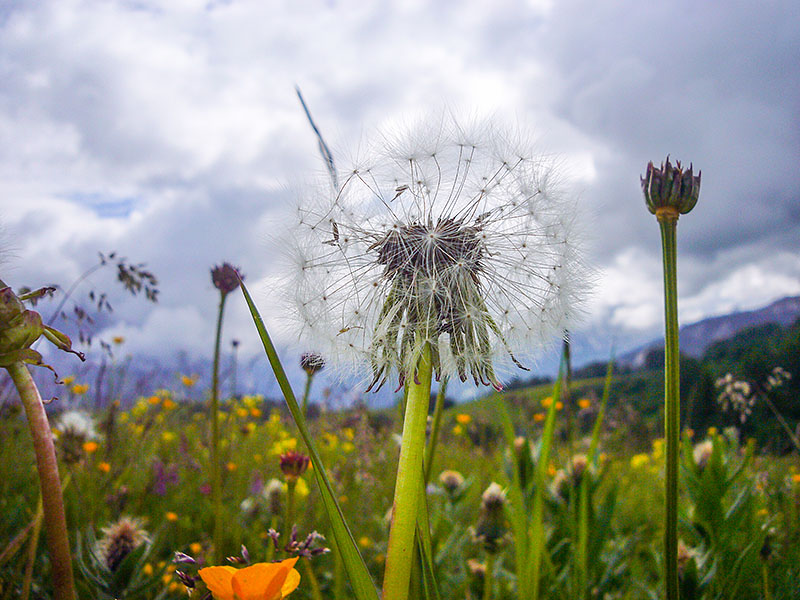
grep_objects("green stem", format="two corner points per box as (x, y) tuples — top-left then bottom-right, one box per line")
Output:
(424, 377), (448, 485)
(211, 292), (228, 564)
(659, 217), (680, 600)
(382, 344), (433, 600)
(301, 374), (313, 417)
(286, 478), (297, 535)
(6, 362), (76, 600)
(302, 558), (324, 600)
(482, 554), (494, 600)
(331, 532), (344, 600)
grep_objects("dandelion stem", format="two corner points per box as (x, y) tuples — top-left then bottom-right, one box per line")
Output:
(6, 362), (76, 600)
(659, 216), (680, 600)
(211, 292), (228, 564)
(382, 343), (433, 600)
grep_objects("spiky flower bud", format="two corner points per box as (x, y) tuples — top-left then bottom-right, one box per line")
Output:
(263, 478), (284, 515)
(300, 352), (325, 376)
(95, 517), (149, 572)
(287, 116), (588, 391)
(641, 156), (701, 220)
(210, 263), (243, 296)
(0, 285), (84, 370)
(279, 450), (310, 481)
(438, 469), (465, 497)
(692, 439), (714, 471)
(472, 482), (508, 554)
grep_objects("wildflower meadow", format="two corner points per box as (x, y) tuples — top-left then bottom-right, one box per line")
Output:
(2, 117), (800, 600)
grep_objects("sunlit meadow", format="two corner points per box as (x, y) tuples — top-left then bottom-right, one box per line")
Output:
(2, 119), (800, 600)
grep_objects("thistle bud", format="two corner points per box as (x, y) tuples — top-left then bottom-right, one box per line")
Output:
(300, 352), (325, 376)
(95, 517), (149, 572)
(211, 263), (243, 296)
(438, 469), (465, 499)
(472, 482), (508, 554)
(263, 478), (284, 515)
(641, 156), (701, 219)
(279, 450), (310, 481)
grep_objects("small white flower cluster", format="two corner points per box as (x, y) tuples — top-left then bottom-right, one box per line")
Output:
(715, 373), (755, 423)
(56, 410), (98, 440)
(764, 366), (792, 391)
(286, 115), (588, 391)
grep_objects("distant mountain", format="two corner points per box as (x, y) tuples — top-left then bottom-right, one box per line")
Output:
(620, 296), (800, 368)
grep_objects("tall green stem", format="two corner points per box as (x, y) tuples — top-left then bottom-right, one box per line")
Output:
(382, 344), (433, 600)
(659, 216), (680, 600)
(211, 293), (227, 564)
(6, 362), (76, 600)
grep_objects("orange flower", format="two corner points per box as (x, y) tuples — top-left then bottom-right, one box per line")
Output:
(199, 557), (301, 600)
(577, 398), (591, 409)
(97, 462), (111, 473)
(533, 413), (545, 423)
(83, 441), (99, 454)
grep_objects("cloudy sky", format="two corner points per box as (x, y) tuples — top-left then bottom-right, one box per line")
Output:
(1, 0), (799, 394)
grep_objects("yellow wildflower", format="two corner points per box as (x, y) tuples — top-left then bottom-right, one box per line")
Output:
(227, 462), (238, 472)
(452, 425), (463, 436)
(541, 396), (553, 408)
(166, 512), (179, 522)
(61, 375), (76, 386)
(547, 463), (556, 477)
(162, 431), (176, 443)
(190, 542), (203, 555)
(577, 398), (591, 409)
(112, 336), (125, 345)
(358, 536), (372, 549)
(142, 563), (153, 576)
(283, 477), (310, 499)
(250, 407), (262, 418)
(71, 383), (89, 395)
(148, 395), (161, 405)
(792, 474), (800, 484)
(83, 441), (99, 454)
(630, 454), (650, 469)
(707, 426), (717, 436)
(555, 401), (564, 411)
(181, 375), (197, 387)
(98, 462), (111, 473)
(163, 398), (177, 410)
(456, 413), (472, 426)
(199, 557), (300, 600)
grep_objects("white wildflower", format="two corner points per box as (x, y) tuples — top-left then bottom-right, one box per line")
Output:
(286, 115), (588, 391)
(56, 410), (97, 439)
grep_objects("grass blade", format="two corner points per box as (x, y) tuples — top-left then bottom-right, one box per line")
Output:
(239, 281), (379, 600)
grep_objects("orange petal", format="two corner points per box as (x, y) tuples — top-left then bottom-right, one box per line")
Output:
(280, 568), (301, 597)
(231, 558), (298, 600)
(198, 566), (238, 600)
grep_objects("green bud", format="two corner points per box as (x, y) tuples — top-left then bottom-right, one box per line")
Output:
(641, 156), (701, 219)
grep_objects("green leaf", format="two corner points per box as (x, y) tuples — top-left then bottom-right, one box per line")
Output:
(239, 281), (379, 600)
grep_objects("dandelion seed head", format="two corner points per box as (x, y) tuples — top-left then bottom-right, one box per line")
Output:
(285, 115), (588, 390)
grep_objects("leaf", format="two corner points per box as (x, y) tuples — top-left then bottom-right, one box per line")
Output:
(239, 281), (379, 600)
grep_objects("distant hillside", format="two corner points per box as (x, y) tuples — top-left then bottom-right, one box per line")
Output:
(621, 296), (800, 367)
